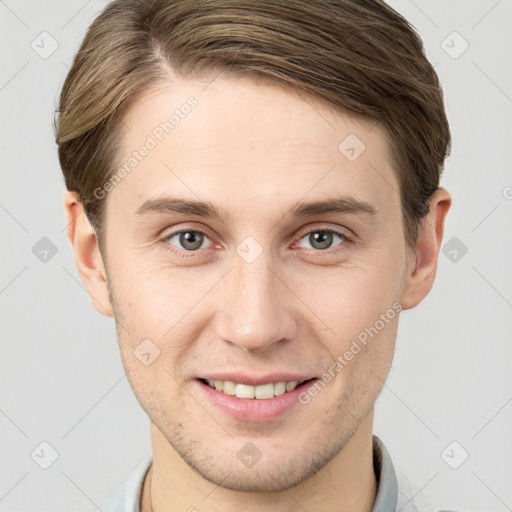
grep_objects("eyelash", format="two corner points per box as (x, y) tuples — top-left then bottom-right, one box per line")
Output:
(160, 225), (354, 259)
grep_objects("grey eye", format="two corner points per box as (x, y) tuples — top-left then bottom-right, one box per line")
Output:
(167, 231), (210, 251)
(297, 230), (345, 251)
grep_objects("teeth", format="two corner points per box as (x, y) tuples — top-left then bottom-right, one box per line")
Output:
(286, 381), (298, 392)
(222, 381), (236, 395)
(204, 379), (306, 399)
(274, 381), (286, 396)
(255, 383), (274, 399)
(235, 383), (255, 399)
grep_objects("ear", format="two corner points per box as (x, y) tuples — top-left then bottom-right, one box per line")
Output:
(401, 188), (451, 310)
(64, 190), (113, 317)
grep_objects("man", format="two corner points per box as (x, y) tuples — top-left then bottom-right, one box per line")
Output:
(56, 0), (452, 510)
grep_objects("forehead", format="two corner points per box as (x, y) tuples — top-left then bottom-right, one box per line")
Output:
(107, 76), (400, 222)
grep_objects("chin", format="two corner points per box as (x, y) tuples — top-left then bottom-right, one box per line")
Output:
(165, 429), (340, 493)
(191, 460), (317, 493)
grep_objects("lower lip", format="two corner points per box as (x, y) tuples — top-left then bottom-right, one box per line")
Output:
(194, 378), (319, 422)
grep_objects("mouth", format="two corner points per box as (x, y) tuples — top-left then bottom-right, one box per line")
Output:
(195, 377), (319, 422)
(198, 378), (315, 399)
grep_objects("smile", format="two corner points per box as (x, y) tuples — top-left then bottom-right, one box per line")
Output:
(201, 379), (311, 399)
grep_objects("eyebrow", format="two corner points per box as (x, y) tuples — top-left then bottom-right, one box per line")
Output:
(135, 195), (377, 221)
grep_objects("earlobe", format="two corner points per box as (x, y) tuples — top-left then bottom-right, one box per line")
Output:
(64, 190), (113, 317)
(401, 188), (451, 310)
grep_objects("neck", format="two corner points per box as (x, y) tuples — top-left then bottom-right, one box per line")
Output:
(142, 411), (377, 512)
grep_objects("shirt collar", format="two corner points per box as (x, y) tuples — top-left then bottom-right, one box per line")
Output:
(371, 435), (399, 512)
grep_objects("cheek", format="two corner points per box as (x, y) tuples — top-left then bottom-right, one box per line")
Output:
(295, 254), (404, 336)
(110, 252), (194, 326)
(294, 252), (403, 388)
(109, 256), (214, 370)
(321, 297), (399, 416)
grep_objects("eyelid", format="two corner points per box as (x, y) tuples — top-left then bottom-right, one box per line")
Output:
(160, 223), (211, 239)
(293, 224), (355, 245)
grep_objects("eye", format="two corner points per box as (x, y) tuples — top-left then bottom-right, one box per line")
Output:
(161, 226), (352, 258)
(295, 228), (350, 252)
(164, 229), (213, 252)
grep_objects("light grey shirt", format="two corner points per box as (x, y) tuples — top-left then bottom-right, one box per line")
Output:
(101, 435), (451, 511)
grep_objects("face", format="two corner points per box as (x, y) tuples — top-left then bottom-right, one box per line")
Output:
(99, 76), (412, 492)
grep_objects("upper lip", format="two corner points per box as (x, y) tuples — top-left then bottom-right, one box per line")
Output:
(198, 373), (316, 386)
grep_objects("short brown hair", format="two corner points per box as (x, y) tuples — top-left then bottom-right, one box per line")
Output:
(55, 0), (451, 250)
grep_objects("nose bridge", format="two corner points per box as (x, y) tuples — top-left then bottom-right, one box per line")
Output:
(214, 245), (296, 352)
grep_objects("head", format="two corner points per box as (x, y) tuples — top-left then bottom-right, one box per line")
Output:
(57, 0), (451, 493)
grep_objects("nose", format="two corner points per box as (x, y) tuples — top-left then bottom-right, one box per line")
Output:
(213, 249), (298, 353)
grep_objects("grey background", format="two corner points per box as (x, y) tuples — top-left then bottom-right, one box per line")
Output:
(1, 0), (511, 510)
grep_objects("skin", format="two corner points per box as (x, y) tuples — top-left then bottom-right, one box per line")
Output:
(64, 75), (450, 512)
